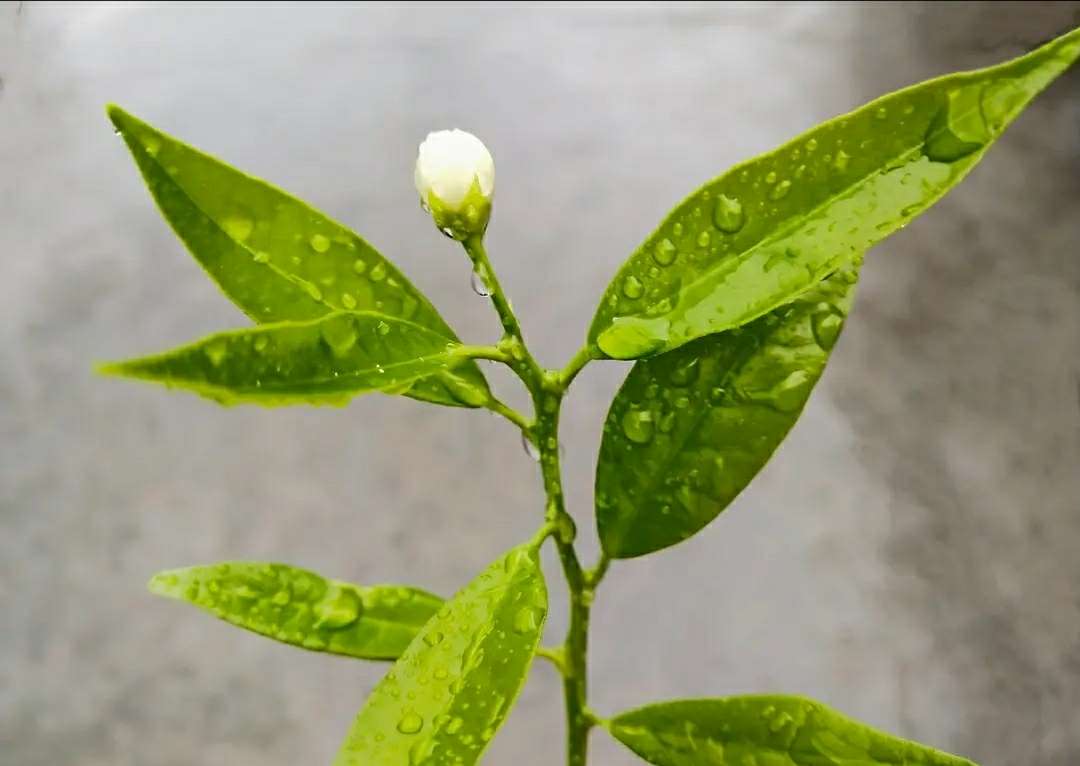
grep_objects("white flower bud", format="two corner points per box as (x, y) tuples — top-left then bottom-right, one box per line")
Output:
(414, 129), (494, 240)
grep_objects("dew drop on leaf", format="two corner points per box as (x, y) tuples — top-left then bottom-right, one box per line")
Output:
(309, 233), (331, 252)
(341, 293), (357, 309)
(712, 194), (745, 233)
(513, 606), (540, 635)
(369, 263), (387, 282)
(652, 238), (677, 266)
(222, 214), (254, 242)
(769, 179), (792, 200)
(622, 275), (645, 300)
(396, 711), (424, 735)
(621, 409), (655, 444)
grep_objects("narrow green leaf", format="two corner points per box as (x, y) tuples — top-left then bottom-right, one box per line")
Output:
(596, 261), (860, 558)
(588, 27), (1080, 360)
(107, 105), (490, 408)
(99, 311), (467, 407)
(608, 696), (976, 766)
(333, 542), (547, 766)
(148, 562), (442, 661)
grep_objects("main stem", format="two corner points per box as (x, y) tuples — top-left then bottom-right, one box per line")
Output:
(463, 235), (598, 766)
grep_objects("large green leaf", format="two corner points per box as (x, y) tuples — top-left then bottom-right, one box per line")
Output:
(588, 27), (1080, 360)
(608, 696), (976, 766)
(148, 562), (442, 661)
(333, 542), (547, 766)
(107, 105), (490, 408)
(99, 311), (469, 406)
(596, 260), (860, 559)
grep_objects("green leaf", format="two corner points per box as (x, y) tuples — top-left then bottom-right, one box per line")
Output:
(148, 562), (442, 661)
(588, 27), (1080, 360)
(596, 261), (860, 559)
(607, 695), (977, 766)
(107, 105), (490, 408)
(99, 311), (469, 407)
(333, 542), (547, 766)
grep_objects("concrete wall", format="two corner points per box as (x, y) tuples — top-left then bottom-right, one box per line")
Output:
(2, 3), (1078, 764)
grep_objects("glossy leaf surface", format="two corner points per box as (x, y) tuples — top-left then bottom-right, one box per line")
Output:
(333, 543), (547, 766)
(596, 261), (860, 558)
(588, 27), (1080, 359)
(108, 105), (490, 408)
(148, 562), (442, 660)
(609, 696), (976, 765)
(100, 311), (467, 406)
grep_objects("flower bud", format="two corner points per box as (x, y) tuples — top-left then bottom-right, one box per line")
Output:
(414, 129), (494, 240)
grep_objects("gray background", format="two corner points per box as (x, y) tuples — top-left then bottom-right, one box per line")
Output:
(2, 2), (1079, 764)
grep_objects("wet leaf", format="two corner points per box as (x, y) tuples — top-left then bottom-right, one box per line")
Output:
(589, 27), (1080, 359)
(99, 311), (468, 407)
(607, 695), (977, 766)
(107, 105), (490, 408)
(148, 562), (442, 660)
(596, 261), (860, 558)
(333, 543), (547, 766)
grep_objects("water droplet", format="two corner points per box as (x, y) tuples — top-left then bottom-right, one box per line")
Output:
(222, 214), (253, 242)
(696, 231), (710, 247)
(352, 259), (367, 274)
(621, 409), (655, 444)
(621, 275), (644, 300)
(805, 138), (818, 153)
(303, 282), (323, 301)
(433, 666), (449, 680)
(271, 587), (291, 606)
(376, 320), (391, 336)
(204, 340), (228, 366)
(446, 717), (464, 735)
(314, 585), (362, 629)
(769, 180), (791, 200)
(672, 222), (683, 237)
(658, 411), (676, 434)
(513, 607), (540, 635)
(674, 395), (689, 409)
(924, 84), (990, 162)
(320, 316), (358, 356)
(409, 738), (436, 765)
(253, 336), (269, 353)
(470, 270), (490, 296)
(712, 195), (745, 233)
(833, 150), (851, 172)
(794, 164), (807, 180)
(652, 238), (677, 266)
(521, 433), (540, 461)
(875, 106), (888, 120)
(668, 356), (700, 387)
(341, 293), (357, 309)
(369, 263), (387, 282)
(397, 711), (424, 735)
(252, 251), (270, 264)
(423, 631), (445, 647)
(764, 171), (777, 185)
(309, 234), (330, 253)
(769, 711), (794, 733)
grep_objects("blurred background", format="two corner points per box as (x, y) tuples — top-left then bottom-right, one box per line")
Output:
(2, 2), (1079, 764)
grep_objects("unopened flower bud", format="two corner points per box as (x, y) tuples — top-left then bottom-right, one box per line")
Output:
(414, 129), (494, 240)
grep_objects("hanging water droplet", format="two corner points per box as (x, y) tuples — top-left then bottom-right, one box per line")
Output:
(396, 711), (424, 735)
(769, 180), (792, 200)
(713, 195), (745, 233)
(621, 409), (655, 444)
(622, 275), (644, 299)
(652, 238), (677, 266)
(470, 270), (490, 296)
(521, 433), (540, 461)
(309, 233), (331, 253)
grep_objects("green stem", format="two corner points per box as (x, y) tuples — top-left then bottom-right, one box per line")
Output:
(462, 234), (594, 766)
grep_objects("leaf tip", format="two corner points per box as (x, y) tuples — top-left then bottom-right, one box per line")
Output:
(147, 569), (185, 599)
